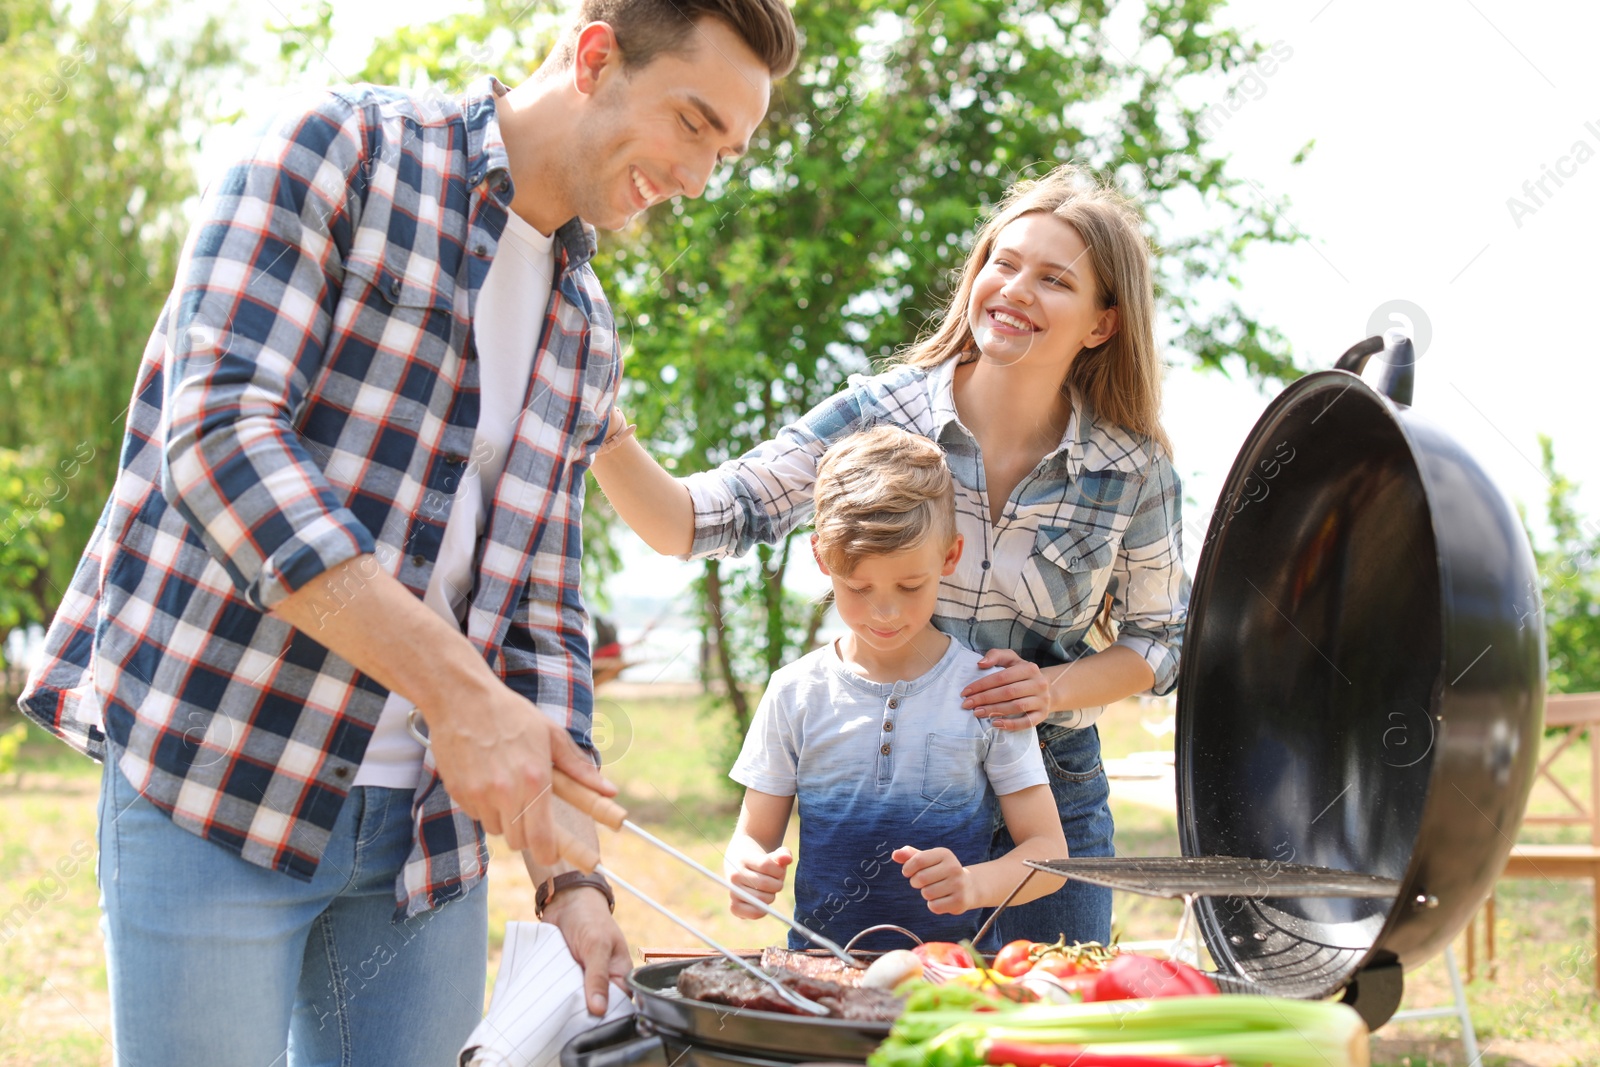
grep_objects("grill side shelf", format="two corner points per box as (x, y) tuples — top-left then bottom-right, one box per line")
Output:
(1024, 857), (1401, 899)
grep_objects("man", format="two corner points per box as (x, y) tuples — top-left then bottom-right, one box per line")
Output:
(17, 0), (796, 1062)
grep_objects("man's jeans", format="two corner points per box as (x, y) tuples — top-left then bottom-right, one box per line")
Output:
(97, 756), (487, 1067)
(991, 722), (1116, 945)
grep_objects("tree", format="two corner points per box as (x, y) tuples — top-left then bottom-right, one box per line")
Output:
(0, 448), (62, 683)
(358, 0), (1304, 764)
(1532, 437), (1600, 695)
(0, 0), (240, 618)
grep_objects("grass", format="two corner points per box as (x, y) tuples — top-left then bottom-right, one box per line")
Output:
(1, 691), (1596, 1066)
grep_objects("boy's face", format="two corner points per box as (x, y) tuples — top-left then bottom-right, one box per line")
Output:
(820, 535), (963, 659)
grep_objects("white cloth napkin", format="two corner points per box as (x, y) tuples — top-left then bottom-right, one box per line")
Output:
(459, 921), (635, 1067)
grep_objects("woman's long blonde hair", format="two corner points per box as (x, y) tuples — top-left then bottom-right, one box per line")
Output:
(897, 164), (1171, 458)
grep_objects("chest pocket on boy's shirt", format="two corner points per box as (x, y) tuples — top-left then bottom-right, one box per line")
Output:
(1013, 524), (1117, 625)
(919, 733), (988, 811)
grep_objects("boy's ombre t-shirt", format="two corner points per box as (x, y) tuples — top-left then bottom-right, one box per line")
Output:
(731, 638), (1049, 951)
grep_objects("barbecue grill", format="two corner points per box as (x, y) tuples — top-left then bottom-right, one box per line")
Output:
(563, 332), (1544, 1064)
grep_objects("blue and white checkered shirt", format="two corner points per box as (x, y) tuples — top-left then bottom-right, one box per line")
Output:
(19, 78), (619, 916)
(682, 357), (1189, 726)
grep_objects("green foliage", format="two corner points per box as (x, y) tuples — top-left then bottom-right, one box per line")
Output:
(356, 0), (563, 87)
(0, 448), (65, 671)
(0, 0), (242, 616)
(1531, 436), (1600, 695)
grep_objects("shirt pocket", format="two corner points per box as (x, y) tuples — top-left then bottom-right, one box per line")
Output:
(1013, 524), (1117, 624)
(919, 733), (987, 811)
(340, 249), (458, 363)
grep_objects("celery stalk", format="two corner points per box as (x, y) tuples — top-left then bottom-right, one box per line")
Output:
(869, 995), (1370, 1067)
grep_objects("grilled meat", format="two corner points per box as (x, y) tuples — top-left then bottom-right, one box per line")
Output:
(676, 959), (903, 1022)
(759, 947), (866, 986)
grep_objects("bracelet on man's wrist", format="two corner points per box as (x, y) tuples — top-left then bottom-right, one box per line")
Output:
(535, 871), (615, 919)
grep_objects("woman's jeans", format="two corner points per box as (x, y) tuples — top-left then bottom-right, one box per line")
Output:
(96, 755), (487, 1067)
(990, 722), (1115, 945)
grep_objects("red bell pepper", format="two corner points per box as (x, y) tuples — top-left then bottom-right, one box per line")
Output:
(984, 1041), (1228, 1067)
(1086, 955), (1218, 1002)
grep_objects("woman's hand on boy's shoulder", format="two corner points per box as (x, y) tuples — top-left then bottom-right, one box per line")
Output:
(963, 648), (1050, 728)
(893, 845), (975, 915)
(726, 844), (793, 919)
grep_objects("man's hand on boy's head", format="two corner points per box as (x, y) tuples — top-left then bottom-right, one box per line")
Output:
(962, 648), (1050, 729)
(727, 845), (793, 920)
(893, 846), (976, 916)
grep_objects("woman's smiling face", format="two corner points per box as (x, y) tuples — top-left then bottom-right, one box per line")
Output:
(965, 212), (1119, 372)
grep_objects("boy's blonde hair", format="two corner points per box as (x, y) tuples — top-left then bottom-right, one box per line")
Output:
(813, 427), (957, 576)
(898, 163), (1171, 459)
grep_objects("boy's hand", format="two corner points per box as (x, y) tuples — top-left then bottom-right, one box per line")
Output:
(727, 845), (793, 919)
(893, 845), (976, 915)
(963, 648), (1049, 729)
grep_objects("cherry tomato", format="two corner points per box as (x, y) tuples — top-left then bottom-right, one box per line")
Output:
(992, 939), (1036, 977)
(1031, 954), (1091, 979)
(912, 941), (974, 968)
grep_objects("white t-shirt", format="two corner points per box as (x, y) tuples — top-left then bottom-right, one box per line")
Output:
(353, 210), (557, 789)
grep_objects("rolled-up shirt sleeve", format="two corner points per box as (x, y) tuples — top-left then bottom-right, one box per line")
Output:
(680, 385), (877, 561)
(1111, 453), (1190, 695)
(160, 92), (377, 611)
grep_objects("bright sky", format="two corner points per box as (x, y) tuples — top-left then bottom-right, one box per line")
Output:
(287, 0), (1600, 600)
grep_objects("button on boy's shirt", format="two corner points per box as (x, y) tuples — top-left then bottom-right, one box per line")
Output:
(731, 638), (1049, 951)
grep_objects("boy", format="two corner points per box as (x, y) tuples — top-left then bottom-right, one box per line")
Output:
(724, 426), (1067, 950)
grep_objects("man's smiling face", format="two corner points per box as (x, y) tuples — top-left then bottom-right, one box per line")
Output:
(567, 17), (772, 230)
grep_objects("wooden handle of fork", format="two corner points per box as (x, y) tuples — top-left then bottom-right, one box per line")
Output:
(555, 827), (601, 874)
(552, 768), (628, 831)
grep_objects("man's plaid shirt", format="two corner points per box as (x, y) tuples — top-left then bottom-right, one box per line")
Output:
(18, 79), (619, 917)
(682, 358), (1189, 727)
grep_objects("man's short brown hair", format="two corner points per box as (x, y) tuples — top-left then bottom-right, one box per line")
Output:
(552, 0), (798, 77)
(812, 426), (957, 577)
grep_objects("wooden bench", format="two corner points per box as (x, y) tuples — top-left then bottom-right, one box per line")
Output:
(1469, 692), (1600, 989)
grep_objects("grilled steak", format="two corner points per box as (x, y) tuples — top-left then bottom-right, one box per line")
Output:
(676, 959), (903, 1022)
(759, 947), (866, 986)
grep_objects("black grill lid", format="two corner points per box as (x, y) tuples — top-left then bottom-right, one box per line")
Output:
(1141, 334), (1541, 1025)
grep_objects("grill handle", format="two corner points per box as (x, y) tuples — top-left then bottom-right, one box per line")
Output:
(1334, 331), (1416, 407)
(559, 1016), (667, 1067)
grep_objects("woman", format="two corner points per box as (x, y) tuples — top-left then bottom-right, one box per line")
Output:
(590, 164), (1188, 944)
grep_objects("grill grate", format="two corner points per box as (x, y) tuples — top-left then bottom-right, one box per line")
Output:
(1025, 856), (1401, 899)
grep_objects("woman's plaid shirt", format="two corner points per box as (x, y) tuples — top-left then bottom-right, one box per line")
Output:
(17, 79), (619, 917)
(681, 358), (1189, 727)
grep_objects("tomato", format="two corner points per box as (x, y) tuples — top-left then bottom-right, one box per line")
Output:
(992, 939), (1036, 977)
(1031, 954), (1092, 979)
(912, 941), (974, 968)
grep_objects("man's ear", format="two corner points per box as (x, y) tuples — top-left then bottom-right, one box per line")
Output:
(942, 534), (964, 576)
(572, 21), (623, 96)
(810, 533), (831, 576)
